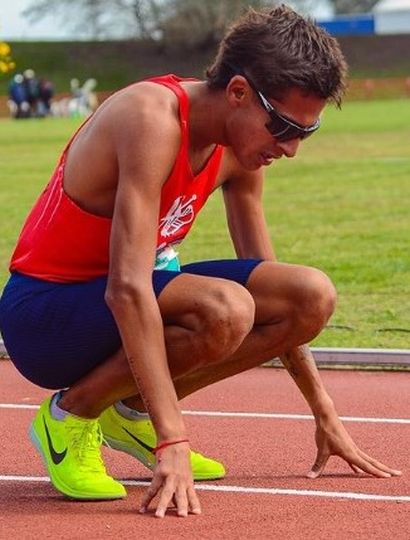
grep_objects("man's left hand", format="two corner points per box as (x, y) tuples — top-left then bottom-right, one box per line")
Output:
(307, 412), (402, 478)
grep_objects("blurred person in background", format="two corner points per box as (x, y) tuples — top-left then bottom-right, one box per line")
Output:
(8, 73), (30, 118)
(23, 69), (41, 117)
(68, 77), (99, 117)
(38, 78), (55, 117)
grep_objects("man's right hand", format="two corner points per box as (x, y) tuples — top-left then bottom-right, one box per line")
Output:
(139, 442), (201, 518)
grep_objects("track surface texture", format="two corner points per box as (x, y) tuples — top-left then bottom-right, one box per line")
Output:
(0, 361), (409, 539)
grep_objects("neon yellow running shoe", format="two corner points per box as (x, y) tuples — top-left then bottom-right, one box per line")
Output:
(29, 396), (126, 500)
(99, 405), (226, 481)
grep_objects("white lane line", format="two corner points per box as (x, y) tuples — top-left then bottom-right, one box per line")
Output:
(0, 475), (409, 502)
(0, 404), (39, 410)
(1, 403), (409, 424)
(183, 411), (410, 424)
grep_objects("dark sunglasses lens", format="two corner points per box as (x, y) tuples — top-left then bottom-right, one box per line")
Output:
(298, 127), (317, 140)
(265, 121), (298, 141)
(266, 119), (318, 142)
(265, 115), (289, 138)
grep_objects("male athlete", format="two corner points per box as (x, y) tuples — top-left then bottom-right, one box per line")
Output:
(0, 6), (401, 518)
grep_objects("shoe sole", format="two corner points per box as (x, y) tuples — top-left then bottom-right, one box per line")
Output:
(29, 422), (126, 500)
(103, 436), (226, 481)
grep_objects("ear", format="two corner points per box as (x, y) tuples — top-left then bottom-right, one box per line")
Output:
(226, 75), (251, 107)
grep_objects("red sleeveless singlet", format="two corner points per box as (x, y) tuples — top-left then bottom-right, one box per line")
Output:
(10, 75), (224, 282)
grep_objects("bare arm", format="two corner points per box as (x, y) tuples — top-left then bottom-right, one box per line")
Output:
(221, 155), (327, 410)
(221, 152), (401, 478)
(105, 94), (200, 516)
(106, 97), (183, 440)
(221, 155), (275, 261)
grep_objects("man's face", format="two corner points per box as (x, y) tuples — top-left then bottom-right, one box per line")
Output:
(226, 79), (326, 171)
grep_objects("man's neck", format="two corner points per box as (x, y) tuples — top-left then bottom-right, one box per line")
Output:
(182, 81), (229, 149)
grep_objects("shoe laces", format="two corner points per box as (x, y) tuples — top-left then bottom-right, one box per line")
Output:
(66, 419), (106, 474)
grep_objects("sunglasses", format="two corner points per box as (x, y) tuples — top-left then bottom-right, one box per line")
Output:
(238, 69), (321, 142)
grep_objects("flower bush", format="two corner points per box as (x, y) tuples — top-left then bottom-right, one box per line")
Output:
(0, 41), (15, 74)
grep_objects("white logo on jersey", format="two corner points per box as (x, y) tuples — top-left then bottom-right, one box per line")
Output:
(159, 194), (197, 238)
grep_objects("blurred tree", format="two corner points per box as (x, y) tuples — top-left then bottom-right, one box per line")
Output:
(24, 0), (380, 44)
(23, 0), (275, 43)
(23, 0), (158, 40)
(330, 0), (379, 14)
(160, 0), (271, 48)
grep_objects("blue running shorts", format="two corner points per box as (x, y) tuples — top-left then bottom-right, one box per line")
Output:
(0, 259), (262, 389)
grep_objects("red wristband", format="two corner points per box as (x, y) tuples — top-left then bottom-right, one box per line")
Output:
(153, 438), (190, 455)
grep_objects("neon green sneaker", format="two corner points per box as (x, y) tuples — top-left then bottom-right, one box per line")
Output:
(29, 396), (126, 500)
(99, 405), (226, 481)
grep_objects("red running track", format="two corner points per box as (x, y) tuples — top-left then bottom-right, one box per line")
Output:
(0, 361), (409, 539)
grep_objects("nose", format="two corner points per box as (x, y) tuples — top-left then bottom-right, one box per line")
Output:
(276, 138), (300, 158)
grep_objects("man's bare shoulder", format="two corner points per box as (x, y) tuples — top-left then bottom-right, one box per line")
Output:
(94, 81), (181, 140)
(64, 80), (183, 210)
(68, 81), (182, 175)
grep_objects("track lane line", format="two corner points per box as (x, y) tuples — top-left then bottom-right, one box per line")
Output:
(1, 403), (409, 424)
(182, 411), (410, 424)
(0, 475), (409, 502)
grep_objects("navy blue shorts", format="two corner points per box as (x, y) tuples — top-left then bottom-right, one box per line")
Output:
(0, 259), (262, 390)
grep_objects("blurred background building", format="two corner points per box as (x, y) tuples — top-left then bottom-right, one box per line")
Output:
(374, 0), (410, 34)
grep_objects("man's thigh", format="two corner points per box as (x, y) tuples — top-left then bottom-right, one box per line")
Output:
(156, 259), (262, 323)
(245, 260), (337, 324)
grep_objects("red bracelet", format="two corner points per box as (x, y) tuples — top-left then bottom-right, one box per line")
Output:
(153, 438), (190, 455)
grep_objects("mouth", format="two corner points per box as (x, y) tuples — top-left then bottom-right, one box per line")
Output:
(259, 151), (280, 166)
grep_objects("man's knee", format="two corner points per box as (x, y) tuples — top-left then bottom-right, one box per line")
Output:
(293, 267), (337, 339)
(194, 281), (255, 361)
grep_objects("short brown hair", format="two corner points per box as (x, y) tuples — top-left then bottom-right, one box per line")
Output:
(206, 5), (347, 106)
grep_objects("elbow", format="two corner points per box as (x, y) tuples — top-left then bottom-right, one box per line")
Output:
(104, 277), (149, 314)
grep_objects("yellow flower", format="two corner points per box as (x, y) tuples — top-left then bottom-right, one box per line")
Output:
(0, 60), (9, 73)
(0, 42), (11, 57)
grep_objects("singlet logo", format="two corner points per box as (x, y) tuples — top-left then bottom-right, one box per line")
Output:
(159, 194), (197, 238)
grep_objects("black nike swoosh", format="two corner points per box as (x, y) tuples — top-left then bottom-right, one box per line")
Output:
(122, 427), (154, 454)
(43, 416), (68, 465)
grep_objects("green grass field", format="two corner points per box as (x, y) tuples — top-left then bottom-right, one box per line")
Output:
(1, 99), (410, 349)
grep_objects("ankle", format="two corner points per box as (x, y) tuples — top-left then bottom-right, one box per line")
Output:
(58, 391), (101, 419)
(115, 400), (149, 420)
(122, 397), (146, 412)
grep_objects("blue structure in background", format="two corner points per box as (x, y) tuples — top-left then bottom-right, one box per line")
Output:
(318, 14), (375, 35)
